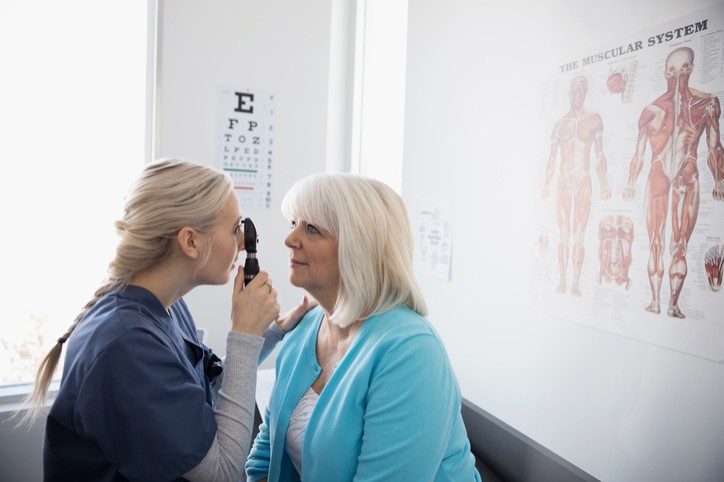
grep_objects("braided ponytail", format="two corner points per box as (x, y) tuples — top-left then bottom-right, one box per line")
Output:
(15, 159), (234, 427)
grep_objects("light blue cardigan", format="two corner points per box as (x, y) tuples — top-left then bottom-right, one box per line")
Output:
(246, 305), (481, 481)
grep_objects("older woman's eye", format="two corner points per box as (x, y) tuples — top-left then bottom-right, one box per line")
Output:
(306, 224), (320, 234)
(290, 220), (298, 229)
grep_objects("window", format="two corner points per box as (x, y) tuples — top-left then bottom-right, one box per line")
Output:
(0, 1), (149, 387)
(351, 0), (409, 192)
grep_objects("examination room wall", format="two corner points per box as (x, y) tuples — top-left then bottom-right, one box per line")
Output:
(153, 0), (343, 362)
(0, 1), (341, 480)
(401, 0), (724, 481)
(2, 1), (724, 481)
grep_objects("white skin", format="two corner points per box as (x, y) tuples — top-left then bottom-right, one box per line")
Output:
(129, 193), (309, 335)
(251, 219), (350, 482)
(126, 193), (312, 482)
(284, 220), (361, 393)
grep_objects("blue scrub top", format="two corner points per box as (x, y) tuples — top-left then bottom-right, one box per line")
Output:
(44, 285), (217, 482)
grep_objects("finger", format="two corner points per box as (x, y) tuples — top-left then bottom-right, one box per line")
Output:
(233, 266), (245, 293)
(293, 296), (317, 317)
(246, 271), (269, 290)
(305, 296), (319, 309)
(300, 296), (318, 313)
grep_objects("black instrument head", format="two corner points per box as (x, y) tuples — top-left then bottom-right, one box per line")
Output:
(244, 217), (258, 254)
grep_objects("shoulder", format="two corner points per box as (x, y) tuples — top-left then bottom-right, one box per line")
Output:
(357, 309), (459, 395)
(587, 111), (603, 126)
(690, 88), (721, 115)
(360, 307), (445, 357)
(690, 87), (717, 101)
(69, 292), (175, 366)
(367, 306), (436, 334)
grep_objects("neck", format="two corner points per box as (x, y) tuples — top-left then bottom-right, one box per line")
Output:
(321, 313), (362, 342)
(129, 259), (194, 310)
(666, 74), (690, 97)
(570, 104), (585, 117)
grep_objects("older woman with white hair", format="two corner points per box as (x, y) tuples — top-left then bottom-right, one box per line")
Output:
(246, 173), (481, 481)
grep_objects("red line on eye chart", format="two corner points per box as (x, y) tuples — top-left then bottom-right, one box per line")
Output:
(225, 167), (257, 190)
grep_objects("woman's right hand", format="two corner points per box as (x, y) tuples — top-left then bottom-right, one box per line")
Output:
(230, 267), (280, 336)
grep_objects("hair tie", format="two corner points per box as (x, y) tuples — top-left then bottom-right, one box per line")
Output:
(57, 336), (67, 345)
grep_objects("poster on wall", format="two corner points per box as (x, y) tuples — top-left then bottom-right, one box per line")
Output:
(531, 3), (724, 362)
(414, 199), (454, 281)
(215, 85), (275, 211)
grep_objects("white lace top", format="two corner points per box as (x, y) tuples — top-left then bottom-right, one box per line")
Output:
(285, 386), (320, 476)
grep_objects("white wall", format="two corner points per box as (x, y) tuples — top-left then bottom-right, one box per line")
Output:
(10, 1), (717, 481)
(401, 1), (724, 481)
(0, 5), (347, 480)
(155, 0), (350, 362)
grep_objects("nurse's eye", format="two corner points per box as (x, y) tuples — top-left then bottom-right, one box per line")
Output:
(233, 219), (243, 236)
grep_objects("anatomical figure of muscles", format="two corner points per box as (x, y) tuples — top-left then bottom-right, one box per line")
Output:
(597, 215), (634, 289)
(623, 47), (724, 318)
(542, 75), (611, 297)
(607, 59), (638, 104)
(705, 245), (724, 292)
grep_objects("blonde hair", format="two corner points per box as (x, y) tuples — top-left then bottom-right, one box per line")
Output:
(18, 159), (234, 426)
(281, 173), (428, 328)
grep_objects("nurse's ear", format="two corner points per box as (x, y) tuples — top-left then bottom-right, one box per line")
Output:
(176, 226), (201, 260)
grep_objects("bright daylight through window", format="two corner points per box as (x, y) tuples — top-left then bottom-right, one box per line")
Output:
(0, 2), (148, 388)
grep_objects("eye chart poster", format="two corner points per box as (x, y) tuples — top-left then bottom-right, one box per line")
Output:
(215, 86), (275, 210)
(530, 3), (724, 362)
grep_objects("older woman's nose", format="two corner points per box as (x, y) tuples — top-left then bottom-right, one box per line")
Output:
(285, 227), (301, 248)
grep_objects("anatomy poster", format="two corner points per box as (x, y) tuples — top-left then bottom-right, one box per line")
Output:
(215, 85), (275, 210)
(531, 3), (724, 362)
(414, 199), (454, 281)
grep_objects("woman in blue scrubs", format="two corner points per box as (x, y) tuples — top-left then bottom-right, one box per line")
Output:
(245, 173), (481, 481)
(22, 159), (312, 481)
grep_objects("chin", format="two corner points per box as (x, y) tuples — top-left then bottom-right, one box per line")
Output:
(212, 272), (232, 285)
(288, 274), (303, 289)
